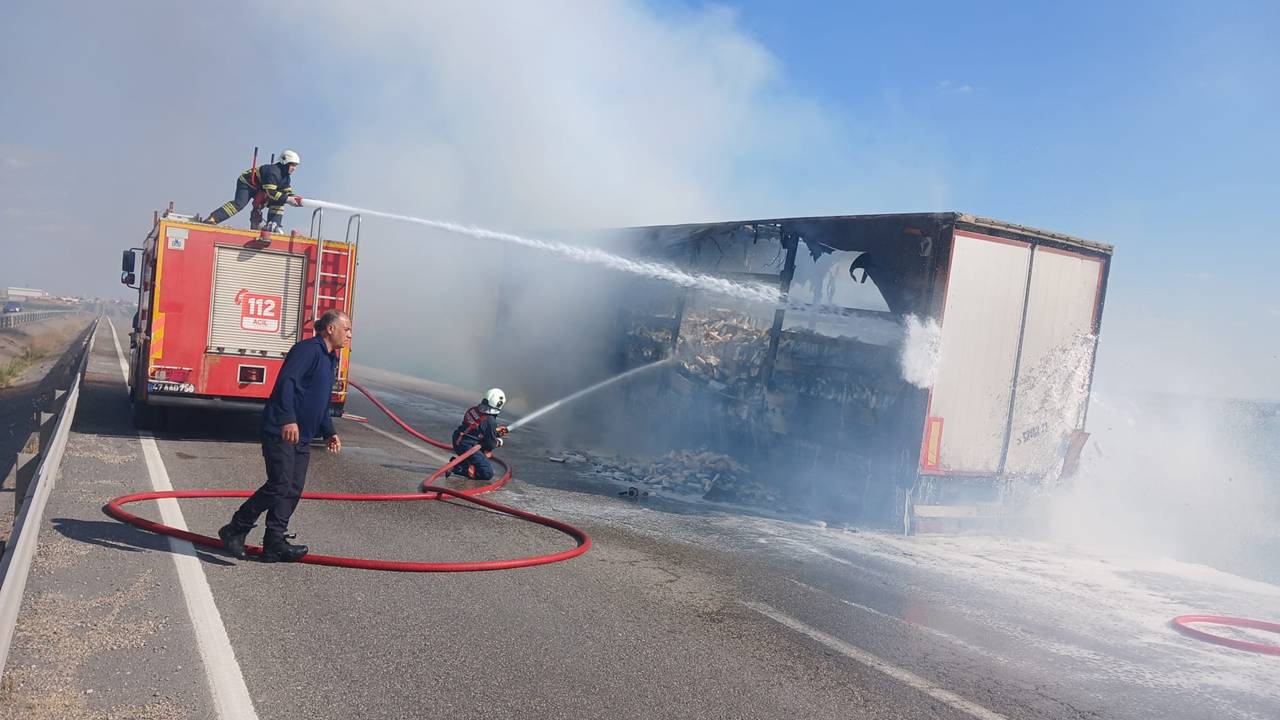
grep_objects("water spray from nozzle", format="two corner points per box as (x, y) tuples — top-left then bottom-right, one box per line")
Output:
(297, 197), (905, 340)
(506, 357), (674, 432)
(298, 198), (782, 306)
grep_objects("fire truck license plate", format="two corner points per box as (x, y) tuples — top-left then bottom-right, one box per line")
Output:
(240, 292), (282, 333)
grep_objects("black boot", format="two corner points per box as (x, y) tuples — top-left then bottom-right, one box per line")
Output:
(217, 522), (253, 560)
(261, 532), (308, 563)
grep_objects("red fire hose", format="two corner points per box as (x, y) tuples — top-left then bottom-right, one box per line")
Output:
(1171, 615), (1280, 656)
(106, 380), (591, 571)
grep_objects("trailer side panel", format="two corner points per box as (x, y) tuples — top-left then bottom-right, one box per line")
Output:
(926, 230), (1031, 474)
(1002, 246), (1105, 475)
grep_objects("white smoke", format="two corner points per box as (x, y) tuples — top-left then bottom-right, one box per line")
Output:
(1048, 391), (1280, 582)
(263, 2), (856, 389)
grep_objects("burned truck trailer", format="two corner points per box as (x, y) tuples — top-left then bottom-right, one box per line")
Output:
(494, 212), (1111, 529)
(622, 212), (1113, 529)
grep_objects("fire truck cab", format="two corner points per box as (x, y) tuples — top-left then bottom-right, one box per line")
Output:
(121, 205), (358, 429)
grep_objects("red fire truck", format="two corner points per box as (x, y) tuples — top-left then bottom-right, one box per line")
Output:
(120, 205), (359, 429)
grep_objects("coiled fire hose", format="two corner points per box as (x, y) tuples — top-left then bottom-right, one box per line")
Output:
(105, 380), (591, 571)
(1170, 615), (1280, 656)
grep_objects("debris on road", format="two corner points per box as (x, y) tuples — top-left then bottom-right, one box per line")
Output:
(551, 447), (782, 505)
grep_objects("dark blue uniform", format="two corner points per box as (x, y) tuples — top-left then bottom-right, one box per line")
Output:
(207, 161), (295, 227)
(451, 404), (500, 480)
(230, 336), (338, 536)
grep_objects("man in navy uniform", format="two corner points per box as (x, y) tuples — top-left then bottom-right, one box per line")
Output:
(218, 309), (350, 563)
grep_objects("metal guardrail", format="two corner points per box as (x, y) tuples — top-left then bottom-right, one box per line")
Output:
(0, 316), (96, 673)
(0, 310), (75, 329)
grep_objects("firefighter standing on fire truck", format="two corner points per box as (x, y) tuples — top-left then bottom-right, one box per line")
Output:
(449, 389), (509, 481)
(204, 149), (305, 232)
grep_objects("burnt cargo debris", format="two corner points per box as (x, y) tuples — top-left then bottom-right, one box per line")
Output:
(554, 448), (778, 505)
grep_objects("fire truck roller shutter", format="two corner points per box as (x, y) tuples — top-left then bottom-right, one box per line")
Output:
(209, 246), (306, 356)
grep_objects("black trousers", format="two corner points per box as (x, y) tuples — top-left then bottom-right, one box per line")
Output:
(231, 432), (311, 536)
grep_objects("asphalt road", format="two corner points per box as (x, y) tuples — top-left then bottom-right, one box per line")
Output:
(3, 318), (1277, 719)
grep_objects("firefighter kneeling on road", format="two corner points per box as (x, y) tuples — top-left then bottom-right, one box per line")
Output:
(204, 148), (305, 232)
(449, 388), (508, 480)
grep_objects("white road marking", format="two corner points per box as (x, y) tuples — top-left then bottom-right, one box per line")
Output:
(106, 316), (130, 381)
(106, 317), (260, 720)
(784, 578), (1004, 662)
(743, 600), (1010, 720)
(354, 416), (453, 464)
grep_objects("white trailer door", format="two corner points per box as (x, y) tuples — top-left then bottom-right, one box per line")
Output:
(1004, 246), (1103, 475)
(924, 231), (1031, 474)
(209, 246), (306, 356)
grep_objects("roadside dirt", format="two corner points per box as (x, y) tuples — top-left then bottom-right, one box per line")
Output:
(0, 313), (96, 550)
(0, 314), (95, 389)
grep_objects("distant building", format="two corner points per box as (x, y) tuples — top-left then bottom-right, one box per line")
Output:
(5, 287), (47, 301)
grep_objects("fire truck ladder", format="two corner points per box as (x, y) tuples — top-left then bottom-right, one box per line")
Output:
(309, 209), (360, 390)
(307, 210), (361, 320)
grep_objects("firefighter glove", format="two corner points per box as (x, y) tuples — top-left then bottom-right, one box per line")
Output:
(289, 195), (304, 207)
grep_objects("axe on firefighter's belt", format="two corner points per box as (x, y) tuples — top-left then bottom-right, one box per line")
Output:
(248, 146), (267, 229)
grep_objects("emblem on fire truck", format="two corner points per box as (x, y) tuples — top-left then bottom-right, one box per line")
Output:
(234, 288), (282, 333)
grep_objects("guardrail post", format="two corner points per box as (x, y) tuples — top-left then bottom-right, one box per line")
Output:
(12, 449), (39, 517)
(36, 412), (56, 453)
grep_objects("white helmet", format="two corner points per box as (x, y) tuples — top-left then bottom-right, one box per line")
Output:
(280, 149), (300, 166)
(482, 388), (506, 414)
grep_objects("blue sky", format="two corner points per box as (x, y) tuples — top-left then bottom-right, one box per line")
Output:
(715, 0), (1280, 399)
(2, 1), (1276, 398)
(718, 1), (1279, 257)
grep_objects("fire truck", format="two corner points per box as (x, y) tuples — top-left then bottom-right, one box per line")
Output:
(120, 204), (359, 429)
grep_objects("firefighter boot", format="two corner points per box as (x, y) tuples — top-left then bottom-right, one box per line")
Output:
(447, 460), (477, 479)
(217, 522), (253, 560)
(260, 532), (308, 563)
(249, 206), (264, 230)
